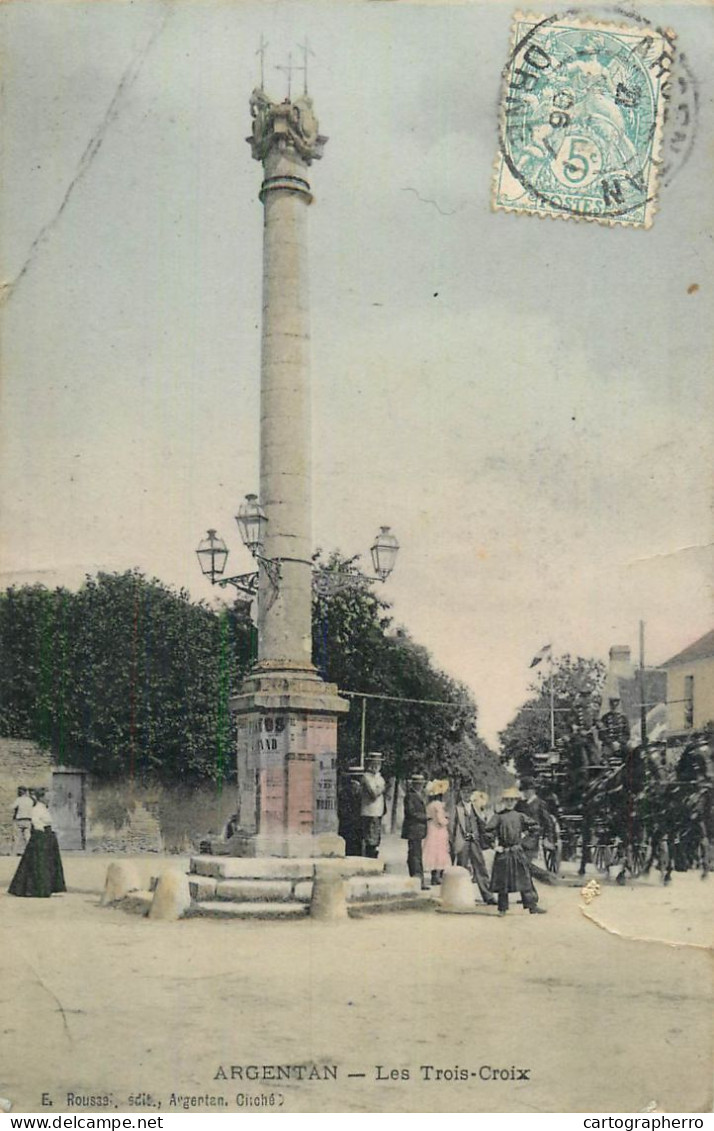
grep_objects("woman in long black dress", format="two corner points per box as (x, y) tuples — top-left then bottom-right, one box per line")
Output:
(8, 789), (66, 898)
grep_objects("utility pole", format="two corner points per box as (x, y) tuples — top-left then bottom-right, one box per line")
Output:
(549, 653), (556, 748)
(639, 619), (648, 749)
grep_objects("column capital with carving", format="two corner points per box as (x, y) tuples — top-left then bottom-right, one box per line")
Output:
(247, 88), (328, 165)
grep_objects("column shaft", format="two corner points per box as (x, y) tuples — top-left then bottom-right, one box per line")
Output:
(258, 167), (313, 668)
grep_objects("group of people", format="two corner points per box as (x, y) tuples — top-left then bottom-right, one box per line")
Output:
(337, 756), (549, 916)
(401, 775), (547, 915)
(559, 693), (632, 773)
(337, 752), (390, 859)
(8, 786), (66, 898)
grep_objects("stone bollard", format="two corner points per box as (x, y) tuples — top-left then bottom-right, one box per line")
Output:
(437, 866), (479, 914)
(101, 861), (142, 906)
(148, 870), (191, 921)
(309, 864), (348, 921)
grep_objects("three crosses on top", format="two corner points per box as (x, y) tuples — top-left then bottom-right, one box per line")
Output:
(256, 35), (315, 100)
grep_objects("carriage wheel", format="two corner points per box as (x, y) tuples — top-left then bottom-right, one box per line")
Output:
(543, 842), (561, 874)
(631, 842), (648, 878)
(593, 844), (610, 872)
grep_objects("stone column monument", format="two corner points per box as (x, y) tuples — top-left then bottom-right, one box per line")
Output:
(229, 86), (348, 857)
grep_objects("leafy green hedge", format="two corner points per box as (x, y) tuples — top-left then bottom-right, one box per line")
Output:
(0, 560), (500, 789)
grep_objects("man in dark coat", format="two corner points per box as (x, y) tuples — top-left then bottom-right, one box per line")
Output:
(401, 773), (428, 889)
(487, 788), (546, 915)
(598, 697), (631, 761)
(451, 789), (497, 905)
(566, 692), (601, 769)
(517, 778), (558, 883)
(337, 767), (364, 856)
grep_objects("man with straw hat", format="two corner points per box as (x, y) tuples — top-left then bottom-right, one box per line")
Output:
(486, 786), (546, 915)
(401, 772), (429, 889)
(451, 787), (497, 906)
(360, 752), (387, 859)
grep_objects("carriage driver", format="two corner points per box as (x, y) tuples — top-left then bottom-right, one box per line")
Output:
(598, 696), (631, 761)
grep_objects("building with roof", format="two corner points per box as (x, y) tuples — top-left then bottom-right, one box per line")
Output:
(661, 629), (714, 737)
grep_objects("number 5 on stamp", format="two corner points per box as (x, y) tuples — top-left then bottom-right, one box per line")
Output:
(492, 11), (675, 228)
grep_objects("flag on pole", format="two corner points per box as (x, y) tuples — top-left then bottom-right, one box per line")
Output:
(529, 644), (552, 668)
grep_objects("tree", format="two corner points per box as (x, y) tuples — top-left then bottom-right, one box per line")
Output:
(312, 551), (504, 790)
(0, 571), (255, 783)
(0, 584), (72, 746)
(498, 653), (606, 782)
(0, 557), (505, 793)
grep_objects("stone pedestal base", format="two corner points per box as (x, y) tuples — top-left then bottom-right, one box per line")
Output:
(172, 854), (430, 920)
(226, 832), (346, 859)
(229, 664), (349, 857)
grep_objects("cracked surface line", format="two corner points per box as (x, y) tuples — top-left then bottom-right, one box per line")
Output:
(580, 903), (713, 952)
(626, 541), (714, 566)
(25, 962), (74, 1044)
(0, 7), (172, 306)
(400, 186), (462, 216)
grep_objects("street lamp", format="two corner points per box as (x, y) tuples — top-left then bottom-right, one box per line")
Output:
(196, 494), (281, 597)
(312, 526), (400, 596)
(195, 529), (229, 586)
(196, 528), (261, 596)
(199, 503), (398, 598)
(370, 526), (400, 582)
(235, 494), (267, 556)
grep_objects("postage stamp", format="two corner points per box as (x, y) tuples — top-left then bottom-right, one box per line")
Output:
(493, 11), (676, 228)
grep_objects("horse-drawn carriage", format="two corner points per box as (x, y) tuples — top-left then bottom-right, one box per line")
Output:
(533, 734), (713, 883)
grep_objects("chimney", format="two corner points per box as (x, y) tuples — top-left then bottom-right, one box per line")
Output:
(600, 645), (635, 712)
(609, 646), (632, 670)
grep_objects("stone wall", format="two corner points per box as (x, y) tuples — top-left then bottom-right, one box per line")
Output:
(85, 779), (239, 854)
(0, 738), (239, 854)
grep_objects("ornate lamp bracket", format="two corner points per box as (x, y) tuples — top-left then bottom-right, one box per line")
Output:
(216, 572), (260, 598)
(256, 554), (282, 591)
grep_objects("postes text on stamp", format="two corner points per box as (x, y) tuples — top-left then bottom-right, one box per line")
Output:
(493, 11), (675, 228)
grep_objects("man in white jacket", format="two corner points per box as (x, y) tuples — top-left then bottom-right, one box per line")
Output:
(360, 753), (386, 859)
(11, 787), (34, 853)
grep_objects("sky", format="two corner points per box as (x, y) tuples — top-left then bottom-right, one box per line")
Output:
(0, 0), (712, 747)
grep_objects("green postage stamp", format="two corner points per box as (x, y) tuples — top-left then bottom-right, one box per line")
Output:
(493, 11), (675, 228)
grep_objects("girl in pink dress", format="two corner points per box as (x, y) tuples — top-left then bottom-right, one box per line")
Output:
(422, 780), (451, 886)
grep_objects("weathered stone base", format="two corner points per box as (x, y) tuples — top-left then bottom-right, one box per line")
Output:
(230, 666), (349, 716)
(108, 855), (434, 920)
(189, 901), (309, 920)
(184, 857), (425, 918)
(231, 669), (348, 850)
(189, 854), (382, 881)
(225, 832), (346, 859)
(348, 896), (437, 918)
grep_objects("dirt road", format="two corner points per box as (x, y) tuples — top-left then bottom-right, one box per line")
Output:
(0, 849), (711, 1114)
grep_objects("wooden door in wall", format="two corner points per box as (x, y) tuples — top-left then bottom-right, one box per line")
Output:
(51, 769), (86, 850)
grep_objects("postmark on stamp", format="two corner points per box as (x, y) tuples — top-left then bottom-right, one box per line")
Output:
(493, 11), (676, 228)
